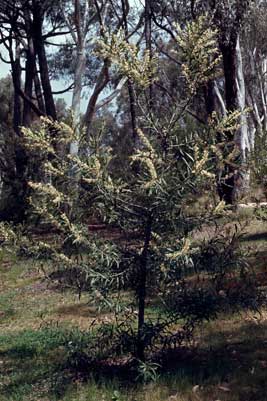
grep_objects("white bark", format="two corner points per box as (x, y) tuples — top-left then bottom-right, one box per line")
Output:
(249, 48), (267, 134)
(60, 0), (95, 156)
(94, 76), (128, 111)
(214, 81), (227, 117)
(70, 48), (86, 156)
(236, 35), (251, 161)
(261, 57), (267, 132)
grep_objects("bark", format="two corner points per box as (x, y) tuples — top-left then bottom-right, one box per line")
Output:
(23, 41), (35, 126)
(145, 0), (153, 109)
(32, 3), (56, 120)
(127, 81), (138, 140)
(217, 32), (240, 204)
(69, 0), (87, 155)
(33, 60), (46, 114)
(218, 34), (252, 203)
(11, 40), (22, 135)
(121, 0), (138, 140)
(82, 62), (110, 148)
(137, 214), (152, 361)
(220, 35), (239, 113)
(204, 80), (215, 120)
(70, 48), (86, 156)
(214, 81), (227, 117)
(0, 41), (28, 223)
(236, 36), (250, 161)
(72, 51), (86, 124)
(234, 35), (251, 199)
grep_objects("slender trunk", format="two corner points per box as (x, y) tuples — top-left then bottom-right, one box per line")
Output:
(32, 6), (56, 120)
(82, 62), (109, 151)
(220, 37), (238, 113)
(23, 9), (35, 126)
(128, 81), (138, 140)
(0, 41), (28, 223)
(262, 58), (267, 132)
(233, 35), (251, 200)
(72, 51), (86, 123)
(204, 80), (215, 120)
(137, 214), (152, 361)
(145, 0), (153, 109)
(70, 48), (86, 156)
(23, 42), (35, 126)
(121, 0), (138, 140)
(218, 34), (251, 203)
(214, 81), (227, 117)
(33, 60), (45, 113)
(218, 33), (239, 204)
(236, 36), (250, 161)
(12, 40), (22, 135)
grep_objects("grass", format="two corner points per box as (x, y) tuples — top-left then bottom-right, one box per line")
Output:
(1, 217), (267, 401)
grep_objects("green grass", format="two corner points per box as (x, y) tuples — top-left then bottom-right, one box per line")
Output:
(1, 314), (267, 400)
(1, 217), (267, 401)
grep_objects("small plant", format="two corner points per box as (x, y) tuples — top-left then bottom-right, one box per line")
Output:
(136, 360), (161, 383)
(17, 15), (263, 371)
(111, 390), (122, 401)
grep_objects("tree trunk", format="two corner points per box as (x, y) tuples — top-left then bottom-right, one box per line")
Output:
(217, 33), (252, 203)
(218, 33), (240, 204)
(121, 0), (138, 140)
(204, 80), (215, 120)
(33, 60), (46, 114)
(23, 42), (35, 126)
(145, 0), (153, 109)
(70, 49), (86, 156)
(82, 62), (109, 152)
(0, 41), (28, 223)
(12, 40), (22, 135)
(23, 9), (36, 126)
(136, 214), (152, 361)
(32, 5), (56, 120)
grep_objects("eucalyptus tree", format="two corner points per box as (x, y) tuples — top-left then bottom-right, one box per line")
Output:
(18, 15), (262, 366)
(0, 0), (65, 221)
(151, 0), (255, 203)
(243, 1), (267, 135)
(0, 0), (63, 124)
(59, 1), (97, 129)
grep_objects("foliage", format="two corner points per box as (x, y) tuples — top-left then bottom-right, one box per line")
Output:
(250, 129), (267, 189)
(96, 29), (158, 88)
(20, 122), (259, 362)
(11, 15), (263, 368)
(175, 15), (222, 94)
(136, 360), (161, 383)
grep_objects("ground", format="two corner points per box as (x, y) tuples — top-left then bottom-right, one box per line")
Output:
(1, 217), (267, 401)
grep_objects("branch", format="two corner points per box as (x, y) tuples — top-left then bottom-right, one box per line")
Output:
(83, 60), (110, 131)
(52, 83), (74, 95)
(155, 41), (181, 66)
(59, 1), (77, 44)
(0, 51), (11, 64)
(44, 31), (71, 39)
(155, 81), (205, 124)
(95, 76), (128, 111)
(214, 81), (227, 116)
(17, 87), (45, 117)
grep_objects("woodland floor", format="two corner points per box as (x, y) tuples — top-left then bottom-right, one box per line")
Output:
(1, 217), (267, 401)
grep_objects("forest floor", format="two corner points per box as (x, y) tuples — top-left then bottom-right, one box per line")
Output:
(1, 217), (267, 401)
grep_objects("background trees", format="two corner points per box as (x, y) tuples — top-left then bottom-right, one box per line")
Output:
(10, 12), (260, 365)
(1, 0), (267, 220)
(0, 1), (267, 390)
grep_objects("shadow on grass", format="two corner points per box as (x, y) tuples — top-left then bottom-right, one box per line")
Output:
(0, 327), (90, 400)
(242, 231), (267, 242)
(55, 303), (98, 318)
(1, 318), (267, 401)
